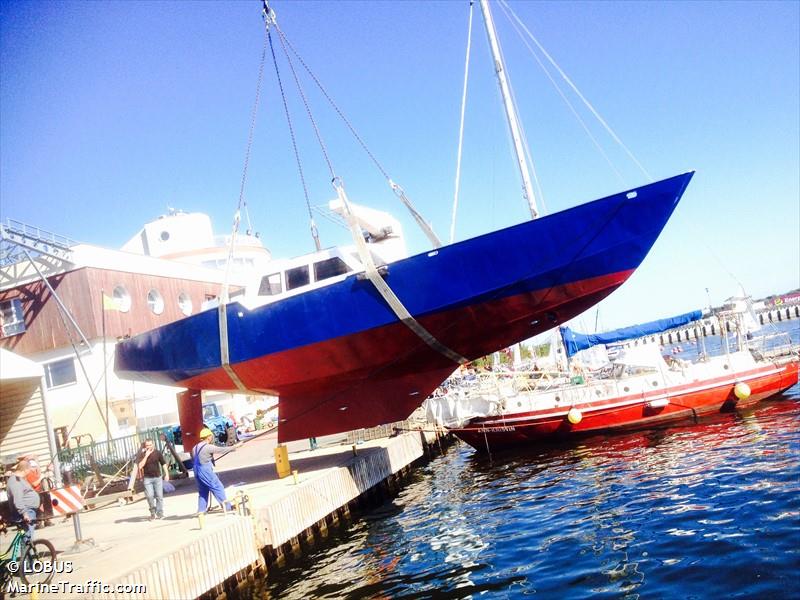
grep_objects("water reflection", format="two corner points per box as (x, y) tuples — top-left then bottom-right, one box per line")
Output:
(260, 382), (799, 599)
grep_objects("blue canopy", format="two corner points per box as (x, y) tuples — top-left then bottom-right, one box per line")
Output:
(560, 310), (703, 357)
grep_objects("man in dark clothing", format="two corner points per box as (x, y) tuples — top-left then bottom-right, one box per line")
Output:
(135, 439), (169, 520)
(6, 459), (40, 540)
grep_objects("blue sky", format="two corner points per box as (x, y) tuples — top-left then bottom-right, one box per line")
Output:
(2, 0), (798, 330)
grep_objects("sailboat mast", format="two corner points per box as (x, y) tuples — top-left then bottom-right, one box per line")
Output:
(479, 0), (538, 219)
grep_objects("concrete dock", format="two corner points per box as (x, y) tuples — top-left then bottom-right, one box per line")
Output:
(14, 427), (448, 600)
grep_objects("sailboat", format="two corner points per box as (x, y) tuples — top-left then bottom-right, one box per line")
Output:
(115, 1), (694, 443)
(427, 307), (799, 451)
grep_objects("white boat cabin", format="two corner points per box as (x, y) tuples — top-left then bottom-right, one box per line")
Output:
(208, 199), (409, 311)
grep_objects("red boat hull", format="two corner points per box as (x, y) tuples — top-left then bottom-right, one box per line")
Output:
(456, 359), (800, 451)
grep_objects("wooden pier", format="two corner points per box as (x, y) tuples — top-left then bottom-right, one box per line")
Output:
(610, 306), (799, 350)
(27, 428), (450, 600)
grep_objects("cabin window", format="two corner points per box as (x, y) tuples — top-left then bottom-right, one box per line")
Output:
(178, 292), (193, 316)
(285, 266), (310, 291)
(147, 289), (164, 315)
(258, 273), (283, 296)
(313, 257), (351, 282)
(0, 298), (26, 338)
(44, 357), (77, 389)
(113, 285), (132, 313)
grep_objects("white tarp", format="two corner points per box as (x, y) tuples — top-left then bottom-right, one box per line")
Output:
(425, 391), (502, 428)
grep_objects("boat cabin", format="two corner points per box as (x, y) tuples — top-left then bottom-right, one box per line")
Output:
(247, 247), (359, 302)
(210, 246), (386, 311)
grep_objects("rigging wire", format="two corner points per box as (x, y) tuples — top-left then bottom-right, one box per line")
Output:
(498, 0), (653, 183)
(271, 22), (442, 248)
(311, 204), (348, 229)
(498, 1), (626, 189)
(450, 0), (475, 244)
(492, 12), (548, 216)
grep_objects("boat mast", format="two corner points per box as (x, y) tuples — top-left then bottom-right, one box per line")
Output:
(479, 0), (538, 219)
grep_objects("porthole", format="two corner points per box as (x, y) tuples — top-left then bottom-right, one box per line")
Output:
(723, 365), (729, 370)
(160, 231), (170, 241)
(147, 289), (164, 315)
(517, 402), (522, 408)
(652, 381), (659, 386)
(178, 292), (193, 316)
(112, 285), (131, 313)
(624, 386), (630, 392)
(555, 396), (561, 403)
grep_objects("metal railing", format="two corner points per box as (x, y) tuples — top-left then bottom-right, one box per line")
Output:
(57, 427), (173, 483)
(1, 218), (77, 266)
(346, 419), (416, 445)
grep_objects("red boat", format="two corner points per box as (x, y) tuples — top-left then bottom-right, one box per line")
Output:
(432, 313), (799, 452)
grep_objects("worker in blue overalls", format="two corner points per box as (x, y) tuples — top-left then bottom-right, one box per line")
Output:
(192, 428), (238, 513)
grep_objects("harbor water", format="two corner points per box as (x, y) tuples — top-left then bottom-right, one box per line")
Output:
(256, 321), (799, 599)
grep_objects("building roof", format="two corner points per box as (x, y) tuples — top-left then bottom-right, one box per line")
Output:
(0, 348), (43, 381)
(1, 243), (249, 291)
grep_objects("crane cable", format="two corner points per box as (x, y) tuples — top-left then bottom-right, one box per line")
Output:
(264, 2), (466, 366)
(218, 4), (274, 393)
(221, 6), (270, 307)
(271, 22), (442, 249)
(265, 11), (321, 251)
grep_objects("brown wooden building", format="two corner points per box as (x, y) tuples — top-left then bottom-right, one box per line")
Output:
(1, 265), (227, 356)
(0, 244), (245, 443)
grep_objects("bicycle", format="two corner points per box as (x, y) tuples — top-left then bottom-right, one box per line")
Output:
(0, 519), (57, 589)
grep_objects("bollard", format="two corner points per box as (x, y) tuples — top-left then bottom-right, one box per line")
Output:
(352, 445), (357, 457)
(73, 511), (82, 540)
(274, 445), (291, 478)
(292, 469), (299, 485)
(198, 512), (206, 529)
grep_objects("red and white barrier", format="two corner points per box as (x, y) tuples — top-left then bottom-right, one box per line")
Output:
(49, 485), (84, 515)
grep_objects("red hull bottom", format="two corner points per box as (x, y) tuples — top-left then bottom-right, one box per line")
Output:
(456, 360), (799, 452)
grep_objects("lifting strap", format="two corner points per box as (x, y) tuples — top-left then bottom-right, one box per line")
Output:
(219, 303), (248, 392)
(333, 179), (468, 366)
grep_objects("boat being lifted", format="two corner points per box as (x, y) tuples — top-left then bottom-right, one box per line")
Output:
(114, 1), (695, 442)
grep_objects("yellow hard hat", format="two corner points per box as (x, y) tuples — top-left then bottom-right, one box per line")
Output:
(199, 428), (213, 439)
